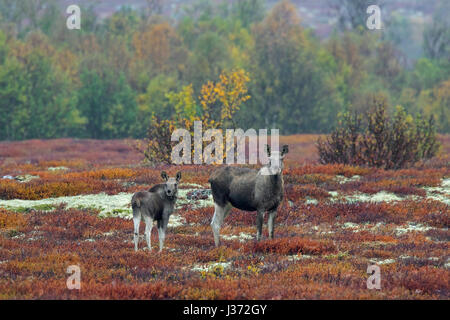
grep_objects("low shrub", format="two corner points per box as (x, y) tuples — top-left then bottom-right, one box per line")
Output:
(317, 97), (440, 169)
(245, 237), (336, 255)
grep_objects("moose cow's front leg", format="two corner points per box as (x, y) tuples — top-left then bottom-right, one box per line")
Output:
(256, 211), (265, 241)
(268, 210), (277, 239)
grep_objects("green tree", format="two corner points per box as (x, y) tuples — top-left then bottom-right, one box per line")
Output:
(186, 31), (228, 90)
(245, 1), (339, 133)
(78, 66), (137, 139)
(0, 39), (82, 140)
(423, 1), (450, 61)
(231, 0), (265, 28)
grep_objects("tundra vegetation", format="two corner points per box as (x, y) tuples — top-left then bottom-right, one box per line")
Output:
(0, 135), (448, 299)
(0, 0), (449, 300)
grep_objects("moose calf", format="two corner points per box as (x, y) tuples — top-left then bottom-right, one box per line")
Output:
(131, 171), (181, 252)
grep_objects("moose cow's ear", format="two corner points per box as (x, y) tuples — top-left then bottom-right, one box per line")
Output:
(176, 171), (182, 182)
(266, 144), (271, 157)
(281, 145), (289, 156)
(161, 171), (168, 181)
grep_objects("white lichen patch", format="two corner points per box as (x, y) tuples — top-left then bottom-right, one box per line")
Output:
(326, 178), (450, 205)
(0, 186), (218, 227)
(0, 192), (187, 228)
(423, 178), (450, 205)
(222, 232), (254, 242)
(334, 175), (361, 184)
(309, 224), (335, 235)
(191, 261), (232, 273)
(445, 258), (450, 270)
(328, 191), (339, 198)
(336, 222), (375, 233)
(369, 258), (396, 265)
(166, 214), (186, 228)
(287, 254), (313, 261)
(48, 166), (69, 172)
(342, 222), (359, 229)
(0, 192), (133, 216)
(443, 179), (450, 188)
(14, 175), (40, 183)
(305, 198), (318, 205)
(344, 191), (404, 203)
(176, 188), (215, 209)
(395, 222), (433, 236)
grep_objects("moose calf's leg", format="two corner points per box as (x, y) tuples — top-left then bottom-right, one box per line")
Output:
(143, 215), (153, 251)
(157, 217), (169, 252)
(256, 211), (265, 241)
(133, 215), (141, 252)
(268, 210), (277, 239)
(157, 227), (165, 252)
(211, 203), (226, 247)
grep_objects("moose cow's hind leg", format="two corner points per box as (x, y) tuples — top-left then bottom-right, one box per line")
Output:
(133, 211), (141, 252)
(256, 210), (265, 241)
(143, 214), (153, 251)
(211, 203), (227, 247)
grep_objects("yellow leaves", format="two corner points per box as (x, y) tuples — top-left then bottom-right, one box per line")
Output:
(163, 68), (250, 130)
(247, 263), (263, 276)
(167, 84), (197, 124)
(137, 68), (251, 163)
(199, 68), (251, 123)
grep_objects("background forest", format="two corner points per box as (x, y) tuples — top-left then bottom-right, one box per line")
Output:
(0, 0), (449, 141)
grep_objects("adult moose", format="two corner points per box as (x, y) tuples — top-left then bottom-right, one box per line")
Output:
(209, 145), (289, 247)
(131, 171), (181, 252)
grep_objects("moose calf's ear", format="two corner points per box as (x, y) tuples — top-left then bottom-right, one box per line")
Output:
(161, 171), (169, 181)
(266, 144), (271, 157)
(176, 171), (182, 182)
(281, 145), (289, 156)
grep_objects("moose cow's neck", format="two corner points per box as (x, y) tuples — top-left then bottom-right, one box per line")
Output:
(269, 172), (283, 192)
(259, 167), (283, 192)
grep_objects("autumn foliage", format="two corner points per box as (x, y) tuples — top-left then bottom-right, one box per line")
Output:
(0, 135), (449, 299)
(135, 69), (251, 164)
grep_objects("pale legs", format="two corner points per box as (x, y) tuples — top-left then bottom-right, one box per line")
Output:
(267, 210), (277, 239)
(256, 210), (266, 241)
(133, 213), (141, 252)
(133, 209), (154, 252)
(143, 215), (153, 251)
(157, 214), (170, 252)
(211, 202), (231, 247)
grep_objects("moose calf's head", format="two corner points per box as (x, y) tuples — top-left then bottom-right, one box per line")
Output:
(161, 171), (182, 198)
(264, 144), (289, 175)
